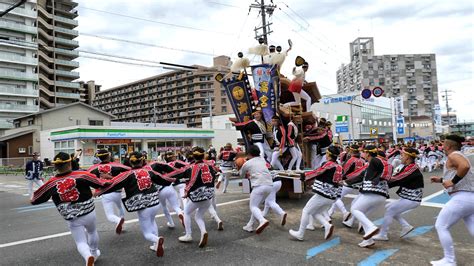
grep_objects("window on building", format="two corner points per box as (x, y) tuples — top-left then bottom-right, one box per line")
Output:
(89, 120), (103, 126)
(54, 140), (75, 156)
(222, 106), (227, 113)
(14, 121), (20, 128)
(28, 146), (33, 155)
(27, 119), (34, 125)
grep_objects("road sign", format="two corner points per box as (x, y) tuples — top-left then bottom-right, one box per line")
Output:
(335, 115), (349, 133)
(361, 89), (372, 99)
(370, 127), (378, 137)
(397, 118), (405, 135)
(372, 87), (384, 97)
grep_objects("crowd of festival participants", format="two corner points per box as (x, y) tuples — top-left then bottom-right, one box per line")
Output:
(28, 112), (473, 266)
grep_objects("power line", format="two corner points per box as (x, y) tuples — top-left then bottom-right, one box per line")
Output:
(80, 55), (164, 68)
(78, 6), (235, 36)
(80, 33), (215, 56)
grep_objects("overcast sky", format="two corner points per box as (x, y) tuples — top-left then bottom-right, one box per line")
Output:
(75, 0), (473, 121)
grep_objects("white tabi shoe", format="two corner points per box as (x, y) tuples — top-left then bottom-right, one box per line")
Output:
(324, 224), (334, 240)
(363, 226), (380, 240)
(256, 220), (270, 234)
(306, 223), (316, 231)
(358, 238), (375, 248)
(242, 224), (254, 232)
(199, 232), (208, 248)
(400, 225), (414, 238)
(178, 234), (193, 243)
(372, 233), (389, 241)
(430, 258), (457, 266)
(289, 229), (304, 241)
(166, 222), (175, 229)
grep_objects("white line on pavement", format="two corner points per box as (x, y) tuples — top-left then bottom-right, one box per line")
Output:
(344, 191), (446, 208)
(0, 197), (250, 249)
(421, 190), (445, 202)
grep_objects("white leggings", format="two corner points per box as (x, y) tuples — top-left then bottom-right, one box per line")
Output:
(219, 167), (233, 192)
(246, 185), (272, 226)
(137, 205), (160, 243)
(159, 185), (183, 224)
(329, 186), (357, 216)
(175, 184), (187, 207)
(101, 192), (125, 224)
(208, 196), (222, 223)
(67, 211), (99, 262)
(288, 145), (302, 171)
(286, 90), (312, 112)
(351, 193), (386, 234)
(435, 192), (474, 262)
(297, 194), (333, 236)
(254, 142), (272, 160)
(380, 198), (420, 235)
(271, 147), (287, 170)
(184, 199), (211, 235)
(27, 179), (44, 198)
(262, 181), (285, 217)
(311, 150), (326, 170)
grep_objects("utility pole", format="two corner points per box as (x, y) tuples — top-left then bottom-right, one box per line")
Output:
(249, 0), (276, 44)
(442, 89), (453, 132)
(208, 92), (213, 129)
(153, 102), (157, 127)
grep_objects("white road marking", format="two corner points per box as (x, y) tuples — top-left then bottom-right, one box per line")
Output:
(0, 197), (250, 249)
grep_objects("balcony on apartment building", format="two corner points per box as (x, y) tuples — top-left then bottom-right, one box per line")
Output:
(55, 80), (79, 89)
(53, 27), (78, 37)
(0, 20), (37, 35)
(54, 36), (79, 48)
(55, 69), (79, 79)
(53, 15), (78, 26)
(0, 86), (38, 97)
(56, 91), (80, 99)
(55, 59), (79, 68)
(0, 103), (39, 113)
(54, 48), (79, 58)
(0, 69), (37, 82)
(0, 52), (37, 66)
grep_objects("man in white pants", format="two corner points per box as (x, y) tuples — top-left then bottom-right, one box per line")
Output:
(97, 152), (177, 258)
(178, 147), (219, 248)
(373, 147), (424, 241)
(25, 152), (44, 199)
(240, 145), (274, 234)
(289, 146), (342, 241)
(430, 135), (474, 266)
(287, 119), (303, 172)
(31, 152), (111, 266)
(87, 150), (130, 234)
(347, 145), (392, 248)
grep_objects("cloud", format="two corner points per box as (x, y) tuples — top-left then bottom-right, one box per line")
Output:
(74, 0), (474, 121)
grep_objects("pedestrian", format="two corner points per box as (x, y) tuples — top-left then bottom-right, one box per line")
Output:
(178, 147), (218, 247)
(240, 145), (273, 234)
(289, 145), (342, 241)
(25, 152), (44, 199)
(373, 147), (424, 241)
(430, 135), (474, 266)
(87, 150), (130, 234)
(96, 152), (177, 257)
(31, 152), (110, 266)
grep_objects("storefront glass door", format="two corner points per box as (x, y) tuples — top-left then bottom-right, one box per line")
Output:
(97, 144), (128, 163)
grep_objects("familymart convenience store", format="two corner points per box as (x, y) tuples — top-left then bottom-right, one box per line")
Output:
(43, 126), (215, 166)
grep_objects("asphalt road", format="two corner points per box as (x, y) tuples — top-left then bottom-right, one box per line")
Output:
(1, 170), (473, 265)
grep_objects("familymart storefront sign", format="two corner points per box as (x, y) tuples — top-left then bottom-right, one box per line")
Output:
(50, 127), (215, 141)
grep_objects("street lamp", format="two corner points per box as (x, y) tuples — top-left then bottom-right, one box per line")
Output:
(350, 95), (360, 144)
